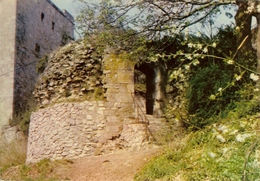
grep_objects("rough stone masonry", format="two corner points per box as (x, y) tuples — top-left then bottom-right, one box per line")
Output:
(26, 41), (157, 163)
(27, 101), (150, 163)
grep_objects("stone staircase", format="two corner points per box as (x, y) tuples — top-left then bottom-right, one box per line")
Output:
(132, 94), (166, 144)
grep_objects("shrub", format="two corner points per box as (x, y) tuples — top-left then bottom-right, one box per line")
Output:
(135, 115), (260, 181)
(36, 55), (48, 74)
(186, 63), (237, 127)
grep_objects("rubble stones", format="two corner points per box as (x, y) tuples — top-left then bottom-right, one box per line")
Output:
(33, 41), (104, 107)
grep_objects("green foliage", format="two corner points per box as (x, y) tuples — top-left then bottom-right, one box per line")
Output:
(187, 64), (236, 127)
(82, 87), (106, 101)
(60, 31), (73, 46)
(77, 0), (145, 57)
(19, 110), (33, 134)
(135, 23), (260, 180)
(10, 109), (32, 135)
(168, 25), (257, 129)
(224, 99), (260, 119)
(82, 28), (152, 64)
(36, 55), (48, 74)
(135, 114), (260, 181)
(18, 159), (61, 181)
(1, 158), (72, 181)
(11, 97), (37, 135)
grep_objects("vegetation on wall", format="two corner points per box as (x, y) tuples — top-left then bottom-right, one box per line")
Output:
(10, 95), (37, 135)
(36, 55), (48, 74)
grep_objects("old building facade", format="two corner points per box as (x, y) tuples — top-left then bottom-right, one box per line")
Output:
(0, 0), (74, 128)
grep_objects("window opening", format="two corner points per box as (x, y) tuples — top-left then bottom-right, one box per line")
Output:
(41, 13), (45, 21)
(35, 43), (40, 57)
(52, 22), (55, 30)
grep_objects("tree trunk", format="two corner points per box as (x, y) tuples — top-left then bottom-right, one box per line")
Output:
(235, 1), (252, 55)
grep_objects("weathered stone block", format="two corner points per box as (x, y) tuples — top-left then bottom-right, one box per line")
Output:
(117, 70), (134, 83)
(105, 94), (117, 102)
(86, 115), (93, 120)
(106, 116), (120, 123)
(127, 83), (135, 93)
(114, 93), (133, 103)
(107, 125), (122, 133)
(105, 87), (119, 93)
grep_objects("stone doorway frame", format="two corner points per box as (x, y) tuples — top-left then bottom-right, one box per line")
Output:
(135, 62), (167, 117)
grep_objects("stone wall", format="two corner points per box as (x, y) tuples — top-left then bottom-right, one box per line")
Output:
(27, 50), (152, 163)
(26, 30), (168, 162)
(26, 43), (171, 164)
(14, 0), (74, 114)
(26, 101), (148, 163)
(0, 0), (74, 128)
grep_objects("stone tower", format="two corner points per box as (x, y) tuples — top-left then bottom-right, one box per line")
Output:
(0, 0), (74, 129)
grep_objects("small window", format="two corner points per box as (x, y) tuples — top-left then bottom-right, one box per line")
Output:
(41, 13), (44, 21)
(52, 22), (55, 30)
(35, 43), (40, 54)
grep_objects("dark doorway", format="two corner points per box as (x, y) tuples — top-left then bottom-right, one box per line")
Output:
(135, 63), (156, 115)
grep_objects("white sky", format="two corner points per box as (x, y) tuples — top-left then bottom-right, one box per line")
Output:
(51, 0), (79, 17)
(50, 1), (243, 39)
(51, 0), (82, 38)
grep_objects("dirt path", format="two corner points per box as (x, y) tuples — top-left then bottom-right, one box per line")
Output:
(63, 147), (161, 181)
(1, 146), (162, 181)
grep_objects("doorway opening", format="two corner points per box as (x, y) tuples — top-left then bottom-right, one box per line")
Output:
(134, 63), (156, 115)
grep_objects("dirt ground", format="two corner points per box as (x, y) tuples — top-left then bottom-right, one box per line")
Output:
(64, 147), (161, 181)
(1, 146), (162, 181)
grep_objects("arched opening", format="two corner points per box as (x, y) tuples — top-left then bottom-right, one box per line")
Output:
(134, 63), (156, 115)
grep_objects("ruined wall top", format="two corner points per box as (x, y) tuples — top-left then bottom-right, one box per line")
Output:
(46, 0), (74, 24)
(34, 41), (135, 115)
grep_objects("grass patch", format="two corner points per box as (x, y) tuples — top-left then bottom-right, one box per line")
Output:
(1, 157), (72, 181)
(19, 159), (59, 181)
(135, 113), (260, 181)
(0, 139), (71, 181)
(0, 139), (27, 175)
